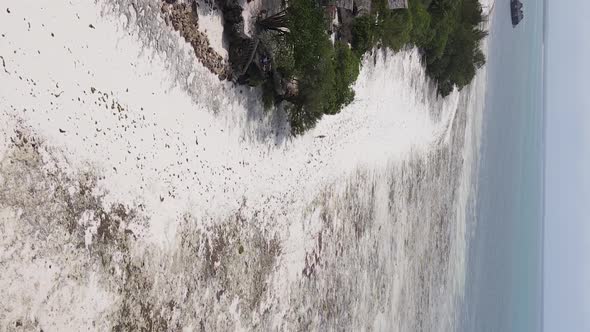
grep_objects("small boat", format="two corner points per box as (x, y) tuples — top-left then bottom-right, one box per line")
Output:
(511, 0), (524, 26)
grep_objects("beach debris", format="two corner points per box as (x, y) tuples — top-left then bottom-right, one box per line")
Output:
(160, 0), (230, 79)
(0, 55), (9, 74)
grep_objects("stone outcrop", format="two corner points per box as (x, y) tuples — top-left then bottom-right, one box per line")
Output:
(161, 0), (287, 99)
(161, 0), (231, 80)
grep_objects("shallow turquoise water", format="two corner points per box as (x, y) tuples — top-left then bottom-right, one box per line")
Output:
(460, 0), (545, 330)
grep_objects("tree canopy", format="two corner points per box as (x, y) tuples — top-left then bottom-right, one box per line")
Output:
(255, 0), (487, 134)
(352, 0), (487, 96)
(262, 0), (360, 134)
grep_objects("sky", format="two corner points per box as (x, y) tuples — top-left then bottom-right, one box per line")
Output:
(544, 0), (590, 331)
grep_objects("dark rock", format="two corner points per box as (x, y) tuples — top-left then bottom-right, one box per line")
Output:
(162, 0), (230, 78)
(215, 288), (225, 301)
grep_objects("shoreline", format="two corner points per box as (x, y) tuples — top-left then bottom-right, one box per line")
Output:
(0, 0), (489, 330)
(161, 0), (231, 80)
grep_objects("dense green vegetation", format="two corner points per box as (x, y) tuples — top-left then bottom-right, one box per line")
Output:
(260, 0), (486, 134)
(352, 0), (487, 96)
(265, 0), (360, 134)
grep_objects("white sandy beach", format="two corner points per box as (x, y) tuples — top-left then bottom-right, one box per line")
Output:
(0, 0), (491, 330)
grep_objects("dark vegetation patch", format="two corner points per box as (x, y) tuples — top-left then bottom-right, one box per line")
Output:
(211, 0), (486, 133)
(0, 128), (142, 250)
(161, 1), (231, 80)
(283, 141), (464, 329)
(286, 174), (386, 330)
(1, 128), (282, 330)
(351, 0), (487, 96)
(107, 212), (282, 330)
(249, 0), (361, 134)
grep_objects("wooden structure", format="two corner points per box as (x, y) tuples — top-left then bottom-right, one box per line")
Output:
(387, 0), (408, 9)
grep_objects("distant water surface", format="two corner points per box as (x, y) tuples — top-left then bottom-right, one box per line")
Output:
(460, 0), (545, 331)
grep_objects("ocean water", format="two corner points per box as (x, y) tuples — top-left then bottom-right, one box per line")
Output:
(460, 0), (545, 331)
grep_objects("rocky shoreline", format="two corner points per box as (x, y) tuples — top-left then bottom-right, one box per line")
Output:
(160, 0), (232, 80)
(160, 0), (277, 87)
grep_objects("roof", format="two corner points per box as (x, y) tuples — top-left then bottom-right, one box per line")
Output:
(388, 0), (408, 9)
(354, 0), (371, 15)
(335, 0), (354, 11)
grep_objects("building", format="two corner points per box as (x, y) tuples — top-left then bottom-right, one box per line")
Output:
(353, 0), (371, 16)
(324, 4), (337, 32)
(335, 0), (354, 11)
(388, 0), (408, 9)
